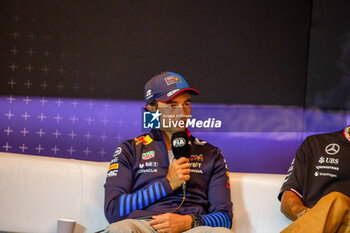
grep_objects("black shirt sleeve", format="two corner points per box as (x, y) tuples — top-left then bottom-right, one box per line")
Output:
(278, 140), (308, 201)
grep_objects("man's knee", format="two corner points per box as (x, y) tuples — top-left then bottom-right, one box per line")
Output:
(326, 192), (350, 204)
(317, 192), (350, 212)
(215, 227), (233, 233)
(207, 227), (233, 233)
(104, 219), (138, 233)
(185, 226), (233, 233)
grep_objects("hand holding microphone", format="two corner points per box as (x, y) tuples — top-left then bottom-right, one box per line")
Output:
(166, 132), (191, 191)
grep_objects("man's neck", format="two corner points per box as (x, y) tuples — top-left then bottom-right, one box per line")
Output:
(161, 131), (173, 150)
(161, 129), (189, 150)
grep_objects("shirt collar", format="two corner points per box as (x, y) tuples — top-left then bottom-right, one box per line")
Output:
(149, 129), (163, 140)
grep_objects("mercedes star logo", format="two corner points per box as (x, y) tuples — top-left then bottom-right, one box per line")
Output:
(325, 143), (340, 155)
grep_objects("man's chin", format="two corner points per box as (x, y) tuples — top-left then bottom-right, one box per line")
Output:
(161, 127), (186, 133)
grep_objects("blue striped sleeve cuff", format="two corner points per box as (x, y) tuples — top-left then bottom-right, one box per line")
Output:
(199, 212), (231, 229)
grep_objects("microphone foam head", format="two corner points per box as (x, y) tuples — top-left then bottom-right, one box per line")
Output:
(171, 131), (191, 159)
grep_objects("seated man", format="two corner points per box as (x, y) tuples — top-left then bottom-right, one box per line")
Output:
(104, 72), (233, 233)
(278, 126), (350, 233)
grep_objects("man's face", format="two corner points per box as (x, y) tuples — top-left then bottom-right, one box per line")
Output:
(157, 92), (192, 133)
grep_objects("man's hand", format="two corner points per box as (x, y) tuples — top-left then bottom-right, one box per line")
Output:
(281, 190), (309, 221)
(149, 213), (192, 233)
(166, 157), (190, 191)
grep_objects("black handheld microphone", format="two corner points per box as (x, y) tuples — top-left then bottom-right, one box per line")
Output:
(171, 131), (191, 160)
(171, 131), (191, 194)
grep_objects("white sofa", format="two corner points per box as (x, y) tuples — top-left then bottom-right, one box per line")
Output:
(0, 152), (291, 233)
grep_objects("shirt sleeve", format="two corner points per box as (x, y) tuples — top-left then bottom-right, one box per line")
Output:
(278, 139), (307, 201)
(104, 142), (173, 224)
(198, 149), (233, 228)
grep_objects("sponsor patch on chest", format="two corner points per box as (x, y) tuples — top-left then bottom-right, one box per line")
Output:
(142, 151), (155, 160)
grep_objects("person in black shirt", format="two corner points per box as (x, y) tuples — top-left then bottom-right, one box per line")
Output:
(278, 126), (350, 232)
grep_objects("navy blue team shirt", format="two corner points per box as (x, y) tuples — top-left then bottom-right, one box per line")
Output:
(104, 129), (233, 228)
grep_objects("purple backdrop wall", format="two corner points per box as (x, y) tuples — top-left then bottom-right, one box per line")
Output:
(1, 96), (347, 174)
(1, 1), (349, 174)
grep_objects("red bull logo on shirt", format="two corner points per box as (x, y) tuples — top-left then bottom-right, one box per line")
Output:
(135, 135), (153, 145)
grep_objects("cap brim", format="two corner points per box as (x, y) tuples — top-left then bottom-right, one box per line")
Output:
(157, 88), (200, 102)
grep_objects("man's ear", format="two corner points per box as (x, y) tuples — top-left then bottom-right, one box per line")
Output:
(146, 104), (156, 112)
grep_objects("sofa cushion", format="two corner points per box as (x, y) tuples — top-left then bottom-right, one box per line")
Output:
(0, 152), (291, 233)
(230, 172), (291, 232)
(0, 153), (109, 233)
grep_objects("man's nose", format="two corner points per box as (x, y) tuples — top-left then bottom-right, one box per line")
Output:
(178, 105), (190, 117)
(174, 106), (185, 115)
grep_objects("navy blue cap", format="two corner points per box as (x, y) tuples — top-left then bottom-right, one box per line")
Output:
(144, 71), (200, 103)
